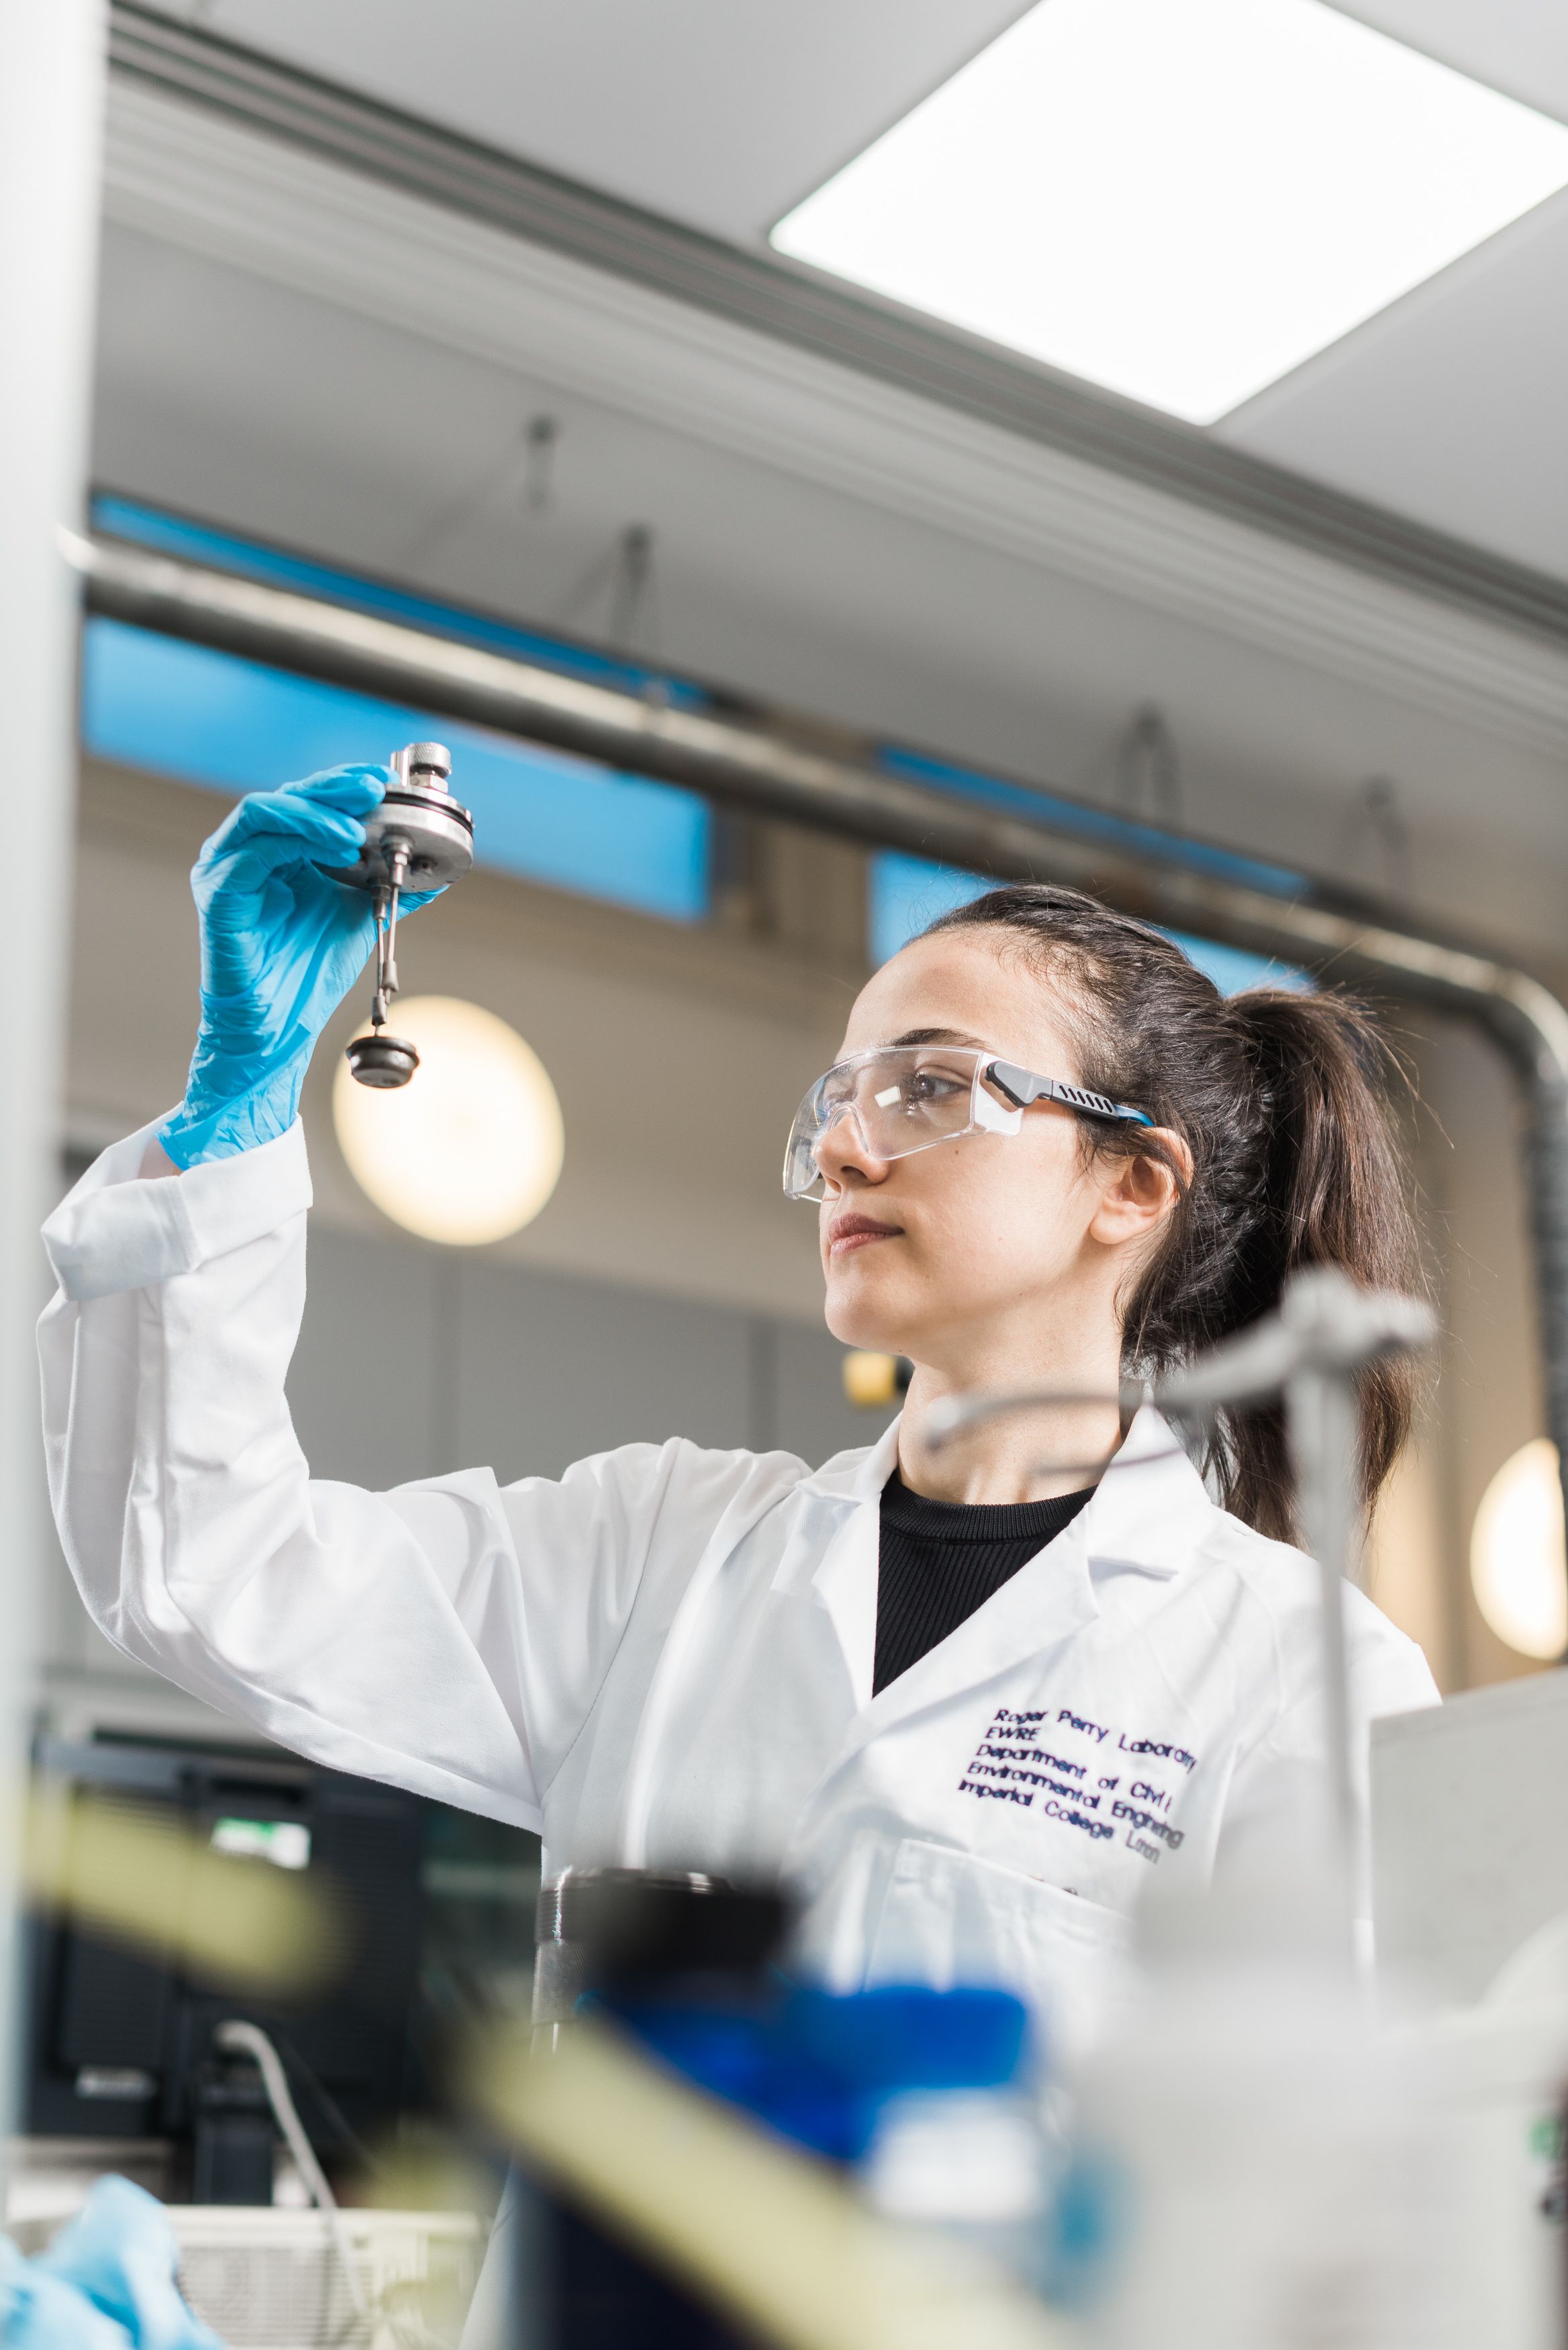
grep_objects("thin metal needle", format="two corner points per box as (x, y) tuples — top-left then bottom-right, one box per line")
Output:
(371, 888), (390, 1030)
(383, 842), (410, 1002)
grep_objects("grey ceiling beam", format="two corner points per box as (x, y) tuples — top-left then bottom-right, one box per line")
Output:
(107, 0), (1568, 651)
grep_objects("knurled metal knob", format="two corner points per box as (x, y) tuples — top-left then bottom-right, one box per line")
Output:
(337, 741), (475, 892)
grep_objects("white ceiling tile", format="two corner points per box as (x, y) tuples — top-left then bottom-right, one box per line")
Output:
(151, 0), (1033, 241)
(1331, 0), (1568, 124)
(134, 1), (1568, 584)
(1217, 188), (1568, 578)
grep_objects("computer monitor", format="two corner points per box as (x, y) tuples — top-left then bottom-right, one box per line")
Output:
(24, 1734), (430, 2200)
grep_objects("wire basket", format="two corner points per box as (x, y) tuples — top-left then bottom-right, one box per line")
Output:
(172, 2206), (485, 2350)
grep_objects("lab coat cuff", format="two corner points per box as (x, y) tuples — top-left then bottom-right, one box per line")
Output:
(44, 1116), (313, 1303)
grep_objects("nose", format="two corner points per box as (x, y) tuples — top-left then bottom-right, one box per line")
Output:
(814, 1098), (891, 1192)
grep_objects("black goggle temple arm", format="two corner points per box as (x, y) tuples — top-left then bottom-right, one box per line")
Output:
(985, 1060), (1153, 1129)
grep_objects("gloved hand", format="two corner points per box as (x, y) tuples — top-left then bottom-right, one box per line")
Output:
(36, 2181), (223, 2350)
(2, 2178), (223, 2349)
(1, 2236), (126, 2349)
(158, 764), (438, 1170)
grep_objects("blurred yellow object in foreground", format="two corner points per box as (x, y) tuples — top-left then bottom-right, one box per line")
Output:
(471, 2016), (1072, 2350)
(19, 1783), (344, 1997)
(842, 1351), (907, 1409)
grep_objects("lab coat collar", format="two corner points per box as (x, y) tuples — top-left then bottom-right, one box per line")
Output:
(799, 1415), (904, 1504)
(1073, 1404), (1213, 1579)
(799, 1403), (1210, 1577)
(801, 1405), (1217, 1790)
(791, 1405), (1212, 1720)
(789, 1417), (901, 1715)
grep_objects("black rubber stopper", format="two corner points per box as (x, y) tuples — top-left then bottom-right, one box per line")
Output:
(345, 1032), (420, 1089)
(536, 1869), (787, 1997)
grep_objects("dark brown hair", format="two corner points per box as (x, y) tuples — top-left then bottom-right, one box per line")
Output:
(926, 884), (1423, 1544)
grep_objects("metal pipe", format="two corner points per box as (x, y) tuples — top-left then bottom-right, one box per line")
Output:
(69, 529), (1568, 1540)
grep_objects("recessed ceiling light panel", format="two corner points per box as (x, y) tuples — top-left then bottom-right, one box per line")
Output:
(771, 0), (1568, 424)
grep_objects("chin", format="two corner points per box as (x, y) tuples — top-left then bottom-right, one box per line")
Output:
(822, 1263), (918, 1355)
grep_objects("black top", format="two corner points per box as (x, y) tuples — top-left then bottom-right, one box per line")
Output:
(873, 1468), (1095, 1696)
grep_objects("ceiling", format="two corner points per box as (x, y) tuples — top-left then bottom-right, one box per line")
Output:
(165, 0), (1038, 243)
(143, 0), (1568, 582)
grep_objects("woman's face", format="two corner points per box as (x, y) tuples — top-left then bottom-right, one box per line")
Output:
(816, 930), (1175, 1374)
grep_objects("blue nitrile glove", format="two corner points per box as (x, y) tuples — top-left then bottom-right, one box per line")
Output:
(35, 2179), (223, 2350)
(158, 764), (439, 1170)
(1, 2232), (130, 2349)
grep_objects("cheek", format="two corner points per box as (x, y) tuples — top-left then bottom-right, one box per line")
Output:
(936, 1164), (1077, 1295)
(955, 1129), (1082, 1231)
(826, 1139), (1085, 1292)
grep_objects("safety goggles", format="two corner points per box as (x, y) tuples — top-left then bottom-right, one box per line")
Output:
(783, 1044), (1152, 1202)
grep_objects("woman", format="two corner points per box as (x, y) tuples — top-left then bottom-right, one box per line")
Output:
(40, 763), (1437, 2053)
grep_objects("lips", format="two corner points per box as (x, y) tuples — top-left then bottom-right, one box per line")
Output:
(827, 1212), (903, 1257)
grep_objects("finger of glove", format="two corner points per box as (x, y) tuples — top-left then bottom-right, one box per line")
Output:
(196, 764), (383, 869)
(199, 798), (366, 898)
(273, 761), (389, 814)
(201, 780), (371, 856)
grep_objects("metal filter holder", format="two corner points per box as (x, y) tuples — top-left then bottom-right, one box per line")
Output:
(340, 742), (474, 1089)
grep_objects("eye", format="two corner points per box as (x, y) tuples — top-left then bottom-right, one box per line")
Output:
(905, 1067), (969, 1106)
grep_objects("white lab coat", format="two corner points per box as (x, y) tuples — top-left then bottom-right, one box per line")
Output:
(39, 1118), (1438, 2055)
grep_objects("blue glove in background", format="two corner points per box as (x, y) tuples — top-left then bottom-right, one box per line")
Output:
(0, 2237), (128, 2350)
(36, 2182), (223, 2350)
(158, 764), (438, 1170)
(3, 2179), (223, 2350)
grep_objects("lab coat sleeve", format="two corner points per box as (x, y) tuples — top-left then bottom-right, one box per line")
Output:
(38, 1118), (744, 1831)
(1212, 1572), (1440, 1918)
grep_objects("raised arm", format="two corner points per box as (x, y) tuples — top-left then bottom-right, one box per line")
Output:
(40, 1119), (700, 1826)
(36, 770), (730, 1826)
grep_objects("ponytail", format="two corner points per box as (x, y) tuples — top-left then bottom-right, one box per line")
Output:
(1199, 990), (1421, 1539)
(926, 886), (1424, 1545)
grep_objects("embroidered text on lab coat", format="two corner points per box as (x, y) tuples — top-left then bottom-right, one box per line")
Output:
(957, 1705), (1196, 1861)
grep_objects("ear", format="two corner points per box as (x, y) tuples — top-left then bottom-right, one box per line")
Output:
(1086, 1130), (1191, 1250)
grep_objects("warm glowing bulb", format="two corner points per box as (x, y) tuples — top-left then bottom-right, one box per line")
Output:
(1470, 1438), (1567, 1661)
(843, 1352), (899, 1409)
(332, 996), (564, 1246)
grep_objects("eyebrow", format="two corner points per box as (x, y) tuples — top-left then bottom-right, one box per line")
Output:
(888, 1027), (988, 1049)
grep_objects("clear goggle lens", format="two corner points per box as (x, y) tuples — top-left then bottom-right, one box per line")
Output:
(783, 1046), (1017, 1201)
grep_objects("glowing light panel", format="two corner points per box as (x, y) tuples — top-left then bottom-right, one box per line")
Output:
(333, 996), (565, 1246)
(1471, 1438), (1567, 1661)
(772, 0), (1568, 424)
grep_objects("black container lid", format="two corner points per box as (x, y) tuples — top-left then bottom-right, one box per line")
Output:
(536, 1868), (786, 1992)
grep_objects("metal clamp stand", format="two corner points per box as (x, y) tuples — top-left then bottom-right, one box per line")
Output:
(1159, 1270), (1434, 1910)
(930, 1269), (1435, 1924)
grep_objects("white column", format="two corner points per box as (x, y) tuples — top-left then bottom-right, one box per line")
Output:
(0, 0), (107, 2124)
